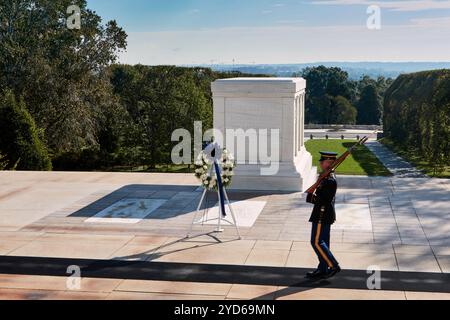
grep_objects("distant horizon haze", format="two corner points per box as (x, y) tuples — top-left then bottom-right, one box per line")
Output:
(87, 1), (450, 65)
(181, 61), (450, 79)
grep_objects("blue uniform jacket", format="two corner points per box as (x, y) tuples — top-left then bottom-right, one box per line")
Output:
(306, 174), (337, 225)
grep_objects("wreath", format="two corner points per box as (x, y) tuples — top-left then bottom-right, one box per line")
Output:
(194, 148), (235, 191)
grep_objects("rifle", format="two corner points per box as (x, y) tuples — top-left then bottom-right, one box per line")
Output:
(304, 136), (369, 194)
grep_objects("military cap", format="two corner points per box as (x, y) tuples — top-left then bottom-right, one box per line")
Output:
(319, 151), (338, 162)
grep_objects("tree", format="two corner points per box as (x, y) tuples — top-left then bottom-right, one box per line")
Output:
(0, 0), (127, 153)
(298, 66), (357, 124)
(110, 65), (211, 169)
(0, 90), (52, 170)
(357, 84), (382, 125)
(0, 153), (10, 170)
(332, 96), (357, 125)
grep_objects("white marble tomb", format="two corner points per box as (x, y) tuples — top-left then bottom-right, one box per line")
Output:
(212, 77), (317, 191)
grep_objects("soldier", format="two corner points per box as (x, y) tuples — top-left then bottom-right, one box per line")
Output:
(306, 151), (341, 279)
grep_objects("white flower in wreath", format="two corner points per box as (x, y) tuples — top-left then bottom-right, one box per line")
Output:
(194, 145), (236, 191)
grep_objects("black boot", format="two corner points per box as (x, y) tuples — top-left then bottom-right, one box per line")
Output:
(306, 269), (326, 279)
(325, 265), (341, 279)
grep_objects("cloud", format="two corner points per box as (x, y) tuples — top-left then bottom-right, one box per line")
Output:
(411, 16), (450, 26)
(119, 24), (450, 65)
(276, 19), (304, 24)
(187, 9), (200, 14)
(311, 0), (450, 12)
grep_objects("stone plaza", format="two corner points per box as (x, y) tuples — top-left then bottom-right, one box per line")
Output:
(0, 170), (449, 300)
(0, 77), (449, 300)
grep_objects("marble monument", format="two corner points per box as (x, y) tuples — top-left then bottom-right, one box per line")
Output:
(212, 77), (317, 191)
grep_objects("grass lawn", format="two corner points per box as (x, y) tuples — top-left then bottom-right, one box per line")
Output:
(380, 138), (450, 178)
(305, 139), (392, 176)
(106, 140), (392, 176)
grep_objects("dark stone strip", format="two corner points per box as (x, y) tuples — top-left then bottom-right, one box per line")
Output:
(0, 255), (448, 293)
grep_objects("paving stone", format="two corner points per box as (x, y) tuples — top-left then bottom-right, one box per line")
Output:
(126, 236), (169, 246)
(285, 250), (318, 268)
(107, 291), (225, 300)
(151, 246), (252, 265)
(400, 237), (430, 246)
(436, 256), (450, 273)
(342, 231), (374, 244)
(9, 240), (126, 259)
(38, 233), (134, 244)
(0, 288), (110, 300)
(116, 280), (231, 296)
(405, 292), (450, 300)
(372, 226), (398, 234)
(428, 238), (450, 246)
(278, 232), (311, 242)
(0, 240), (31, 255)
(432, 246), (450, 256)
(254, 240), (292, 250)
(245, 249), (290, 267)
(344, 196), (369, 204)
(393, 244), (433, 255)
(337, 252), (398, 271)
(275, 287), (406, 300)
(331, 243), (394, 254)
(371, 217), (397, 224)
(373, 232), (401, 244)
(334, 203), (372, 231)
(226, 284), (278, 300)
(0, 274), (67, 291)
(245, 230), (281, 240)
(395, 254), (442, 273)
(109, 244), (159, 261)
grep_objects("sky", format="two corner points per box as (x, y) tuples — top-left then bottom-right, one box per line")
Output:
(87, 0), (450, 65)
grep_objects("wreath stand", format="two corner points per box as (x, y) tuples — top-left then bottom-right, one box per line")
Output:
(186, 165), (241, 240)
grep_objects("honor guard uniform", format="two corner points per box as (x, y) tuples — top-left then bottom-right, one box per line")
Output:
(306, 151), (341, 279)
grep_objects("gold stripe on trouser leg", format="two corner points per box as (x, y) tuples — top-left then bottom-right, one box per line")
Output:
(315, 223), (334, 268)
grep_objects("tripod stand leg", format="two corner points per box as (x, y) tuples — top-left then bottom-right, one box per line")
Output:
(224, 190), (241, 239)
(215, 188), (224, 233)
(187, 188), (207, 238)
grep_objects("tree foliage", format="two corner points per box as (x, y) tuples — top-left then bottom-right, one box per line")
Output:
(357, 84), (382, 125)
(110, 65), (251, 169)
(296, 66), (391, 125)
(0, 90), (52, 170)
(333, 96), (357, 124)
(0, 153), (11, 170)
(299, 66), (356, 124)
(0, 0), (127, 153)
(384, 70), (450, 175)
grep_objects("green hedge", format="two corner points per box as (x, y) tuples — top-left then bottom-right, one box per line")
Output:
(0, 91), (52, 171)
(383, 70), (450, 175)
